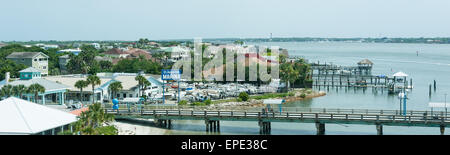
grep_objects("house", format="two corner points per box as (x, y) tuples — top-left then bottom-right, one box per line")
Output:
(0, 42), (7, 48)
(91, 43), (101, 49)
(104, 48), (130, 58)
(6, 52), (49, 76)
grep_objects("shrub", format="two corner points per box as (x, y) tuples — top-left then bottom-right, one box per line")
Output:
(204, 99), (212, 105)
(288, 92), (295, 96)
(238, 92), (249, 101)
(300, 93), (306, 98)
(179, 100), (188, 106)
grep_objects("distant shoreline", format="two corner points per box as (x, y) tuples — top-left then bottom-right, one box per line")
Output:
(3, 37), (450, 44)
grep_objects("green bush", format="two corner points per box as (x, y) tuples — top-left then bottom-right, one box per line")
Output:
(238, 92), (249, 101)
(288, 92), (295, 96)
(300, 93), (306, 98)
(192, 102), (206, 106)
(204, 99), (212, 105)
(179, 100), (188, 106)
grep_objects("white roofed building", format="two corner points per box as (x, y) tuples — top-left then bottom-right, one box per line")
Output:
(0, 97), (77, 135)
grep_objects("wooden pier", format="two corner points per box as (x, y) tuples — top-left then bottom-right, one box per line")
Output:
(106, 107), (450, 135)
(309, 60), (412, 93)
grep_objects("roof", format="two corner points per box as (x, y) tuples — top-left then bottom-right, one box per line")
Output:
(3, 78), (71, 92)
(393, 72), (408, 77)
(19, 67), (41, 73)
(104, 48), (129, 55)
(357, 59), (373, 65)
(6, 52), (48, 59)
(0, 97), (77, 135)
(126, 48), (153, 60)
(59, 55), (70, 59)
(69, 107), (89, 116)
(43, 76), (112, 92)
(263, 99), (285, 104)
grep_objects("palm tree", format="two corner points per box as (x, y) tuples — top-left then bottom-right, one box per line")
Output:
(280, 64), (299, 91)
(135, 75), (147, 97)
(12, 85), (27, 99)
(1, 85), (13, 98)
(75, 80), (89, 103)
(87, 75), (101, 104)
(28, 84), (46, 103)
(74, 103), (115, 135)
(108, 81), (123, 100)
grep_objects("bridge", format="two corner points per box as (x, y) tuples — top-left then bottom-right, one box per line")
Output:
(105, 107), (450, 135)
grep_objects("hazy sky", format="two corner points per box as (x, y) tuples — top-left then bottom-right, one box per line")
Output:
(1, 0), (450, 41)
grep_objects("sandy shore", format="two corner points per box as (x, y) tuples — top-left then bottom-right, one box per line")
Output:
(112, 119), (168, 135)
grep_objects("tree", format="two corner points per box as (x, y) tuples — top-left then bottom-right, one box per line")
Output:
(135, 75), (147, 97)
(108, 81), (123, 100)
(71, 103), (116, 135)
(27, 84), (45, 103)
(1, 85), (13, 98)
(86, 75), (101, 104)
(280, 63), (299, 90)
(75, 80), (89, 102)
(12, 85), (27, 98)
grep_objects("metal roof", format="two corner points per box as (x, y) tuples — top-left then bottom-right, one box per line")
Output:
(19, 67), (41, 73)
(6, 52), (49, 59)
(3, 78), (70, 92)
(0, 97), (77, 135)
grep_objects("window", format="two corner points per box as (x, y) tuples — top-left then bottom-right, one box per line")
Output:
(34, 59), (37, 61)
(43, 66), (46, 69)
(129, 94), (133, 97)
(123, 94), (126, 98)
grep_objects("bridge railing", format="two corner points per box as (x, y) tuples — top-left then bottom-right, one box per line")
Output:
(103, 104), (450, 117)
(106, 109), (450, 124)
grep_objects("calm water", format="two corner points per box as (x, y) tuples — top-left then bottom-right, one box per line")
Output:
(120, 42), (450, 135)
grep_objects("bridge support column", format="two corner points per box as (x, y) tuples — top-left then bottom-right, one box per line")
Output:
(205, 120), (220, 133)
(259, 121), (271, 135)
(376, 124), (383, 135)
(205, 120), (210, 132)
(316, 122), (325, 135)
(440, 125), (445, 135)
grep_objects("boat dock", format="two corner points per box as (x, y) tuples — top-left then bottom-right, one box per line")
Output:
(309, 60), (412, 93)
(106, 107), (450, 135)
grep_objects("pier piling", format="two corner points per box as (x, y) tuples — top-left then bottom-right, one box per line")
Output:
(376, 124), (383, 135)
(315, 122), (325, 135)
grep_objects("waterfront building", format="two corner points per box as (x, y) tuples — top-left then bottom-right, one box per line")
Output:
(0, 97), (77, 135)
(43, 73), (163, 104)
(6, 52), (49, 76)
(357, 59), (374, 75)
(0, 67), (71, 105)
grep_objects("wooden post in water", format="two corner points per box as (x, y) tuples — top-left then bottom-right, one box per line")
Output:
(434, 80), (437, 91)
(410, 78), (413, 88)
(376, 123), (383, 135)
(429, 84), (432, 97)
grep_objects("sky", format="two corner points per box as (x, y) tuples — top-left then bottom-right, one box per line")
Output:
(0, 0), (450, 41)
